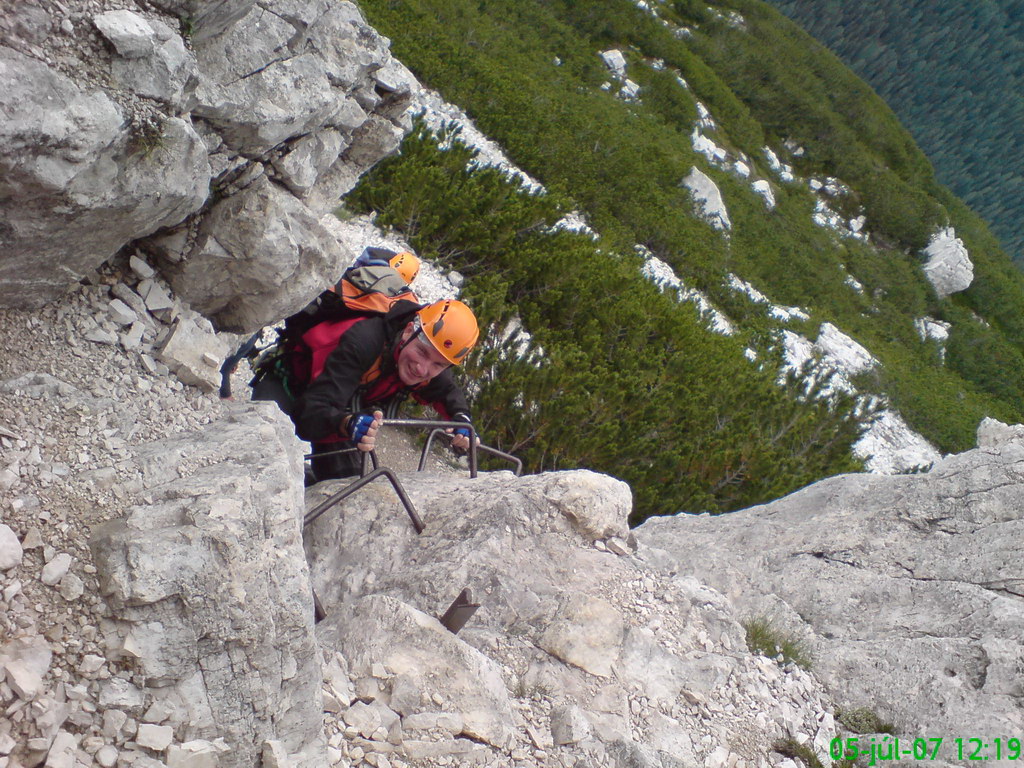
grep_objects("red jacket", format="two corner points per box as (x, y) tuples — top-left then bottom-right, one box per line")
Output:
(290, 302), (471, 444)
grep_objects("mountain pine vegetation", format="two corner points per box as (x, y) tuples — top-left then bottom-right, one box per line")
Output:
(765, 0), (1024, 267)
(346, 0), (1024, 524)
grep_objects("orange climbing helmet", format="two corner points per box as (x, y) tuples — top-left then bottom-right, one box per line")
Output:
(417, 299), (479, 365)
(389, 251), (421, 284)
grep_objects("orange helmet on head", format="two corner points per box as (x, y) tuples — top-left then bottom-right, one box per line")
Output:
(417, 299), (479, 365)
(389, 251), (420, 284)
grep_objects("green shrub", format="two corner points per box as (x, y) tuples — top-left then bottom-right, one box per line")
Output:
(774, 738), (826, 768)
(353, 0), (1024, 512)
(743, 617), (812, 669)
(835, 707), (897, 735)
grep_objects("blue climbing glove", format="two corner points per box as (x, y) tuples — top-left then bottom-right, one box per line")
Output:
(449, 414), (473, 455)
(347, 413), (376, 444)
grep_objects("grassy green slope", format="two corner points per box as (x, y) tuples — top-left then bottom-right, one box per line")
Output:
(347, 0), (1024, 521)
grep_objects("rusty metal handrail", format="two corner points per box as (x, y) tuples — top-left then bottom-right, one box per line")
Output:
(419, 429), (522, 476)
(302, 419), (521, 478)
(303, 466), (424, 533)
(301, 448), (377, 476)
(378, 418), (480, 477)
(303, 446), (359, 460)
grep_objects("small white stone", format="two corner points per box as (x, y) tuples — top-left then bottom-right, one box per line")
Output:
(5, 660), (43, 700)
(130, 254), (157, 280)
(261, 740), (292, 768)
(93, 10), (156, 58)
(41, 553), (73, 585)
(45, 731), (77, 768)
(0, 732), (16, 755)
(142, 701), (175, 724)
(95, 745), (118, 768)
(606, 537), (630, 556)
(0, 524), (23, 570)
(78, 655), (105, 676)
(108, 299), (137, 326)
(102, 709), (128, 737)
(136, 723), (174, 751)
(2, 579), (22, 602)
(167, 740), (221, 768)
(84, 328), (118, 345)
(143, 282), (174, 313)
(59, 572), (85, 601)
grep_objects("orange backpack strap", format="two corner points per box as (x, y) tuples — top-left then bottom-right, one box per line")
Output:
(359, 355), (384, 386)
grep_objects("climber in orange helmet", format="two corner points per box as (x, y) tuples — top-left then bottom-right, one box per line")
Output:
(289, 297), (480, 483)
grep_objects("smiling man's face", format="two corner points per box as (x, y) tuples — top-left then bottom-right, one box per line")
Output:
(396, 325), (451, 385)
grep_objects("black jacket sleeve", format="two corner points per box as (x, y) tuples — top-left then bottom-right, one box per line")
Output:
(290, 318), (388, 442)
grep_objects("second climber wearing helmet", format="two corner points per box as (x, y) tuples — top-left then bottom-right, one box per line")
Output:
(289, 297), (480, 483)
(352, 245), (422, 284)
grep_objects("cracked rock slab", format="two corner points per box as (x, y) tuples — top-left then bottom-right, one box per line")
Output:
(0, 48), (210, 309)
(635, 422), (1024, 736)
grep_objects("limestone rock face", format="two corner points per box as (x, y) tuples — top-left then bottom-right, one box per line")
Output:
(145, 0), (258, 43)
(319, 594), (517, 750)
(103, 13), (200, 108)
(90, 404), (324, 768)
(304, 469), (839, 766)
(154, 0), (411, 332)
(165, 175), (344, 331)
(0, 48), (210, 308)
(635, 420), (1024, 738)
(1, 0), (410, 329)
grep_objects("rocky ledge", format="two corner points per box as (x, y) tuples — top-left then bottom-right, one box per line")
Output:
(637, 418), (1024, 743)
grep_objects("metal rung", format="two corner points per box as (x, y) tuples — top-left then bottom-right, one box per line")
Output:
(439, 588), (480, 634)
(303, 465), (424, 534)
(418, 429), (522, 476)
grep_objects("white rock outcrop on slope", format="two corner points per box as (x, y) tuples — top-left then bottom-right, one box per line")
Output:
(780, 326), (942, 473)
(599, 49), (628, 79)
(637, 420), (1024, 742)
(729, 275), (809, 324)
(751, 179), (775, 209)
(922, 227), (974, 299)
(853, 408), (942, 473)
(814, 322), (877, 375)
(681, 167), (731, 231)
(641, 252), (736, 335)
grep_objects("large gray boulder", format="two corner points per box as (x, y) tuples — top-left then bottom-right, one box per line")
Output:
(635, 418), (1024, 739)
(90, 404), (324, 768)
(188, 0), (390, 157)
(152, 0), (411, 332)
(163, 174), (344, 331)
(0, 47), (210, 309)
(304, 469), (841, 767)
(682, 166), (731, 232)
(1, 0), (409, 327)
(144, 0), (258, 43)
(96, 11), (200, 108)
